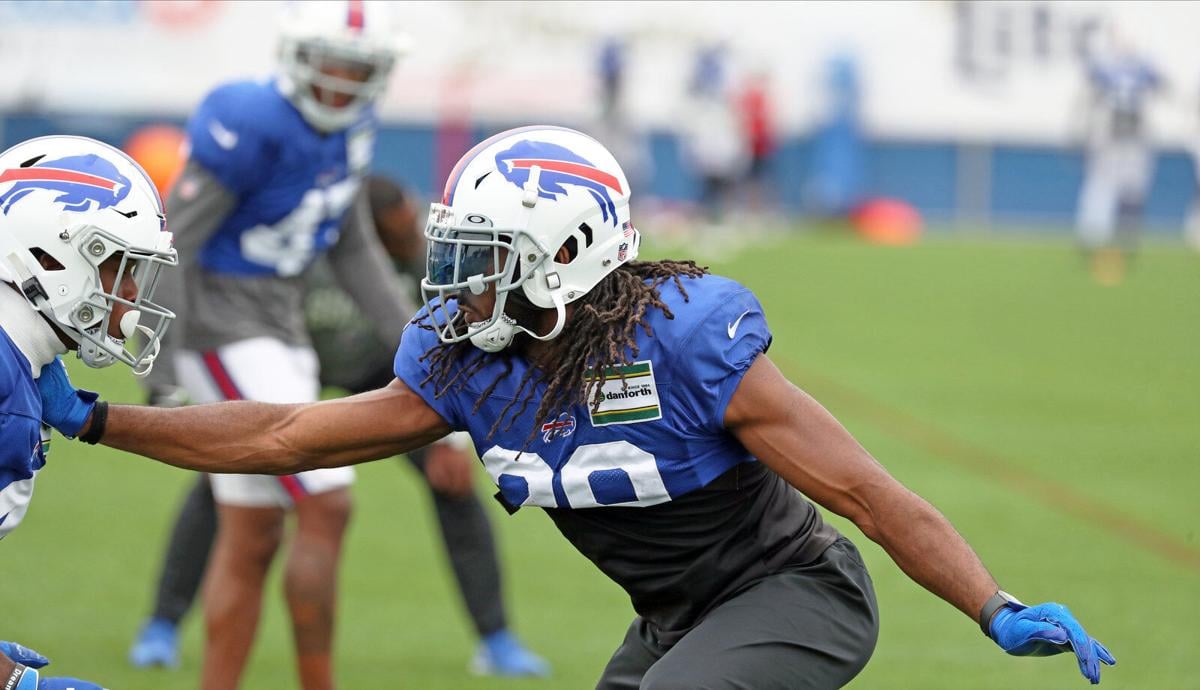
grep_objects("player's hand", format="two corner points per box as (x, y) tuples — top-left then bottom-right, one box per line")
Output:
(39, 678), (106, 690)
(36, 358), (99, 438)
(146, 384), (189, 408)
(0, 641), (49, 668)
(423, 441), (475, 497)
(989, 602), (1116, 684)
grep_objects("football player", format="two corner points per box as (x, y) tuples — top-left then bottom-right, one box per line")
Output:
(42, 126), (1116, 687)
(0, 135), (177, 690)
(1076, 32), (1162, 285)
(125, 3), (412, 688)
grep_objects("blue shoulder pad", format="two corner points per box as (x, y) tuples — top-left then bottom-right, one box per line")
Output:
(185, 81), (281, 194)
(660, 275), (772, 435)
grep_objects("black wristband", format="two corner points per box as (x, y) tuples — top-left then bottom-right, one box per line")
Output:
(79, 400), (109, 445)
(3, 663), (27, 690)
(978, 590), (1020, 637)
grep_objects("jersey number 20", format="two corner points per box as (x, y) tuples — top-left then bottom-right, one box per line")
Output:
(481, 441), (671, 509)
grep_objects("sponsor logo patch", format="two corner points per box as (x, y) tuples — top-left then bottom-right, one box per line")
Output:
(585, 360), (662, 426)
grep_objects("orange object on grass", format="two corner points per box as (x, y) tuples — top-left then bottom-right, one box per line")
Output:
(850, 197), (922, 245)
(123, 125), (187, 200)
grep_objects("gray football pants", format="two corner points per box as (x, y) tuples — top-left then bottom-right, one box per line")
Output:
(596, 538), (879, 690)
(149, 447), (508, 637)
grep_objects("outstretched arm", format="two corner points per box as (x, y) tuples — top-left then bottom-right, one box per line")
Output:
(45, 367), (449, 475)
(725, 354), (998, 619)
(725, 354), (1114, 684)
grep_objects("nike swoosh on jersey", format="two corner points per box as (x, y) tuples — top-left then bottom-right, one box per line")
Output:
(208, 119), (238, 150)
(727, 310), (751, 338)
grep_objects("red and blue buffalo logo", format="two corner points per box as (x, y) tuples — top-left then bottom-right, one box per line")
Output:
(540, 414), (577, 444)
(495, 140), (623, 226)
(0, 154), (130, 216)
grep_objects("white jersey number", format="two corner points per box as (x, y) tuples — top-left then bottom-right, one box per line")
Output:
(240, 176), (359, 276)
(481, 441), (671, 509)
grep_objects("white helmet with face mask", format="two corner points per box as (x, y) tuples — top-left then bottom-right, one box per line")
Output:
(422, 126), (641, 353)
(276, 0), (408, 133)
(0, 135), (177, 375)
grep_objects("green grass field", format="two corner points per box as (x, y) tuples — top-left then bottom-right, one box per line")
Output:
(6, 230), (1198, 689)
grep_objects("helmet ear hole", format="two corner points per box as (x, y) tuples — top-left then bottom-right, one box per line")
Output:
(559, 236), (579, 264)
(31, 248), (64, 271)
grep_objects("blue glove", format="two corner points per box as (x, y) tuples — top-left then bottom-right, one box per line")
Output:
(990, 602), (1116, 684)
(1, 643), (106, 690)
(36, 358), (99, 438)
(0, 641), (49, 668)
(39, 678), (106, 690)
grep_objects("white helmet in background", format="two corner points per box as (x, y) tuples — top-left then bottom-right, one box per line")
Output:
(422, 126), (640, 352)
(0, 135), (177, 374)
(277, 0), (408, 132)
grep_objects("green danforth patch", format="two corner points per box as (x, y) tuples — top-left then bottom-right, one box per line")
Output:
(585, 361), (662, 426)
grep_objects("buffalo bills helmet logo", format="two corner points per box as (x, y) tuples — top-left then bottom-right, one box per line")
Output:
(494, 140), (623, 226)
(0, 154), (131, 215)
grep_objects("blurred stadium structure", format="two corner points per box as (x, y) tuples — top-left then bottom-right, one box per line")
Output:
(2, 0), (1200, 232)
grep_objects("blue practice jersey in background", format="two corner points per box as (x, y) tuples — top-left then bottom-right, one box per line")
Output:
(395, 273), (772, 510)
(186, 79), (376, 277)
(0, 328), (48, 540)
(1087, 56), (1161, 140)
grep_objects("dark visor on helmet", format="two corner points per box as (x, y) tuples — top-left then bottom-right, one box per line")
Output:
(427, 231), (504, 289)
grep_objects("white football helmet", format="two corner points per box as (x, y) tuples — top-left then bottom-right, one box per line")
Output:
(422, 126), (641, 352)
(0, 135), (177, 374)
(276, 0), (408, 132)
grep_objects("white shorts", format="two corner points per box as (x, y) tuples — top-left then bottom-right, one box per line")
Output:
(175, 337), (355, 508)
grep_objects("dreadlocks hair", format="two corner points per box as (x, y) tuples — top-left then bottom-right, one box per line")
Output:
(418, 259), (709, 448)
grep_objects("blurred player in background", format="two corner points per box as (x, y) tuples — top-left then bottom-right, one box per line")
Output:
(130, 175), (548, 678)
(1075, 31), (1162, 285)
(587, 38), (652, 196)
(43, 126), (1116, 688)
(0, 135), (178, 690)
(681, 43), (748, 232)
(127, 3), (410, 689)
(306, 175), (548, 677)
(736, 68), (776, 216)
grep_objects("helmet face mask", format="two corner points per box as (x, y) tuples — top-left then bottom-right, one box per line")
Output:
(64, 226), (177, 373)
(0, 135), (178, 374)
(420, 205), (553, 352)
(421, 126), (641, 353)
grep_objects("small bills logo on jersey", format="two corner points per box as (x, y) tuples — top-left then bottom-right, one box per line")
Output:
(540, 414), (577, 443)
(0, 154), (131, 215)
(585, 360), (662, 426)
(495, 140), (623, 226)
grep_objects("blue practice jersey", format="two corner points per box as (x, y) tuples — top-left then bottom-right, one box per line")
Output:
(186, 79), (376, 277)
(395, 273), (772, 510)
(1087, 56), (1161, 140)
(396, 272), (840, 636)
(0, 327), (48, 540)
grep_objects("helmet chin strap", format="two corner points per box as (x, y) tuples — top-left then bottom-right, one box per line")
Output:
(467, 291), (566, 353)
(76, 309), (159, 375)
(121, 310), (160, 377)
